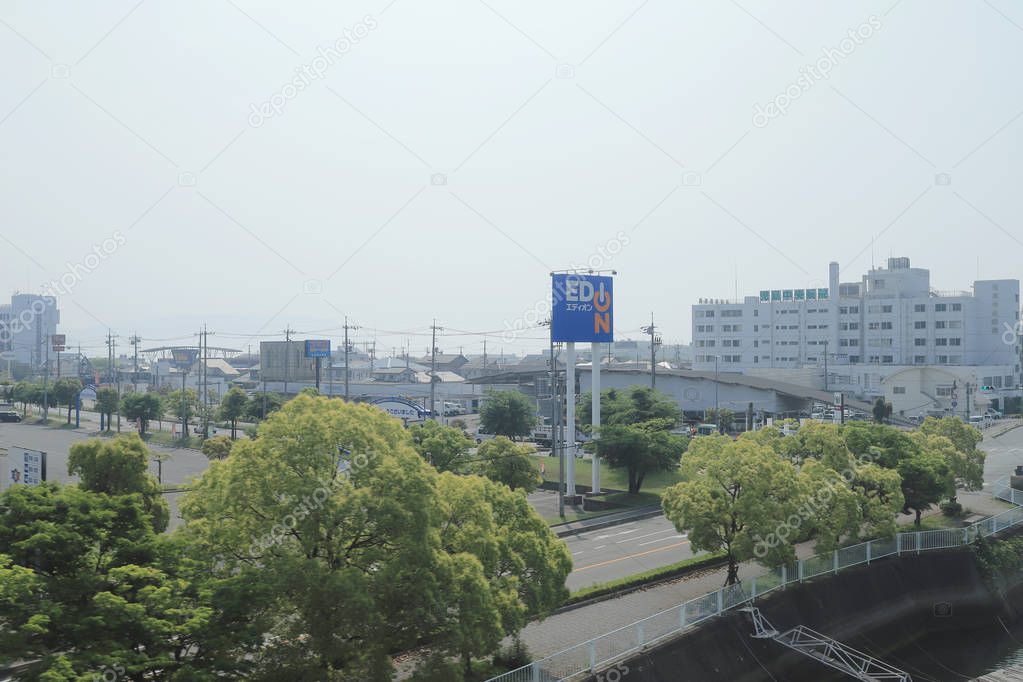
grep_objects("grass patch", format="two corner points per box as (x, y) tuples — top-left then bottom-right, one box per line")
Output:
(898, 510), (971, 531)
(565, 552), (727, 606)
(142, 431), (197, 448)
(531, 455), (685, 497)
(589, 491), (662, 509)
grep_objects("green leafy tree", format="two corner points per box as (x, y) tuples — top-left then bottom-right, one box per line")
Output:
(919, 417), (985, 501)
(475, 436), (541, 492)
(95, 386), (119, 431)
(589, 422), (686, 494)
(0, 483), (243, 680)
(12, 381), (39, 416)
(68, 434), (169, 532)
(704, 408), (735, 433)
(201, 434), (234, 460)
(243, 391), (284, 421)
(897, 448), (953, 526)
(480, 390), (536, 439)
(579, 386), (680, 427)
(166, 387), (199, 425)
(434, 473), (570, 676)
(50, 377), (82, 424)
(218, 386), (248, 439)
(409, 419), (474, 472)
(662, 435), (801, 584)
(120, 391), (163, 435)
(872, 396), (893, 424)
(181, 395), (569, 679)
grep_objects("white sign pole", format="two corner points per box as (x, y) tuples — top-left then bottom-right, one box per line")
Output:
(566, 342), (576, 497)
(591, 343), (600, 494)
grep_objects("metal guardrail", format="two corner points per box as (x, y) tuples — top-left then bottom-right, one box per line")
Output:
(487, 480), (1023, 682)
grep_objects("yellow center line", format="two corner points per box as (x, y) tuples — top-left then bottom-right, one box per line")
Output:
(573, 539), (691, 572)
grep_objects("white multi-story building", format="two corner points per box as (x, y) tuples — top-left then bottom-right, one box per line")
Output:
(692, 258), (1021, 409)
(0, 293), (60, 367)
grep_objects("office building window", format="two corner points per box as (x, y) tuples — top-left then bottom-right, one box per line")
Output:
(951, 303), (962, 311)
(881, 321), (892, 330)
(893, 386), (906, 394)
(882, 305), (892, 313)
(915, 338), (926, 346)
(949, 320), (961, 329)
(869, 322), (880, 330)
(949, 338), (961, 346)
(849, 322), (859, 330)
(915, 321), (926, 329)
(914, 355), (926, 364)
(937, 386), (953, 397)
(935, 338), (948, 346)
(938, 355), (948, 364)
(914, 304), (925, 312)
(935, 303), (947, 312)
(935, 321), (946, 329)
(882, 355), (893, 363)
(849, 355), (861, 363)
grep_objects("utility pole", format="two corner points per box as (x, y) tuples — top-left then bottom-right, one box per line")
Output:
(430, 319), (443, 420)
(642, 313), (660, 390)
(482, 339), (487, 369)
(343, 317), (358, 400)
(42, 318), (49, 422)
(130, 334), (141, 393)
(200, 325), (214, 440)
(282, 327), (295, 397)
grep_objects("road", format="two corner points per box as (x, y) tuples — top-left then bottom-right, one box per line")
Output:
(563, 515), (695, 590)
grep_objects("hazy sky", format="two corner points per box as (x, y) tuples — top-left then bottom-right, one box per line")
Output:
(2, 1), (1021, 359)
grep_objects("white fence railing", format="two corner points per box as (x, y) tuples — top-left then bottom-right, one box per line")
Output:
(488, 479), (1023, 682)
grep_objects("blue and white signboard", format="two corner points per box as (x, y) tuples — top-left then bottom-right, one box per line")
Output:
(370, 398), (427, 424)
(4, 446), (46, 489)
(304, 339), (331, 358)
(551, 274), (614, 343)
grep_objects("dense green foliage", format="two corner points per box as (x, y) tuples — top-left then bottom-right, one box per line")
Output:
(479, 391), (536, 439)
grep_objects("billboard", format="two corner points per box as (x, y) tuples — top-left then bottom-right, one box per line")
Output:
(370, 398), (427, 424)
(5, 446), (46, 489)
(51, 334), (66, 351)
(551, 274), (613, 343)
(171, 348), (198, 369)
(304, 339), (331, 358)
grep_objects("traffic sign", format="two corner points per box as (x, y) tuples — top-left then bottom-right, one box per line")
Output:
(951, 400), (958, 408)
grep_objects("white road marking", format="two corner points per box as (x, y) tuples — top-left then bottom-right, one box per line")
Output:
(595, 534), (611, 540)
(619, 528), (676, 543)
(639, 534), (685, 546)
(614, 529), (639, 536)
(593, 545), (607, 550)
(572, 550), (586, 556)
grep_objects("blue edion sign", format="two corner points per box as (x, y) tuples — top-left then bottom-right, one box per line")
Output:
(551, 274), (614, 343)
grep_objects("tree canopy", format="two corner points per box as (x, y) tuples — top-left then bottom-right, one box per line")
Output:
(662, 435), (801, 584)
(474, 437), (541, 492)
(218, 387), (249, 439)
(120, 391), (163, 435)
(579, 386), (679, 427)
(181, 394), (570, 679)
(68, 434), (169, 533)
(409, 419), (474, 473)
(479, 391), (536, 439)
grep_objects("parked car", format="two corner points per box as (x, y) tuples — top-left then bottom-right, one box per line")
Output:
(0, 411), (22, 423)
(969, 415), (987, 429)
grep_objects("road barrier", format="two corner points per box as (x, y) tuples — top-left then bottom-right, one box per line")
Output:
(486, 479), (1023, 682)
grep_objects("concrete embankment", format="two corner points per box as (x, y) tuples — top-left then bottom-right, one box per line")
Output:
(583, 549), (1023, 682)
